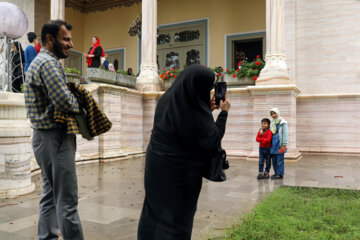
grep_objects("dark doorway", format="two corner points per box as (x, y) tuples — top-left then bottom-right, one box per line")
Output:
(113, 59), (119, 71)
(233, 38), (263, 68)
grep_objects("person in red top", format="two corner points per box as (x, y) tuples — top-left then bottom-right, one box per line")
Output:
(34, 41), (41, 54)
(84, 36), (105, 68)
(256, 118), (272, 179)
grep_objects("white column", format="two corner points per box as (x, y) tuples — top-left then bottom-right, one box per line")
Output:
(51, 0), (65, 20)
(257, 0), (290, 85)
(136, 0), (163, 92)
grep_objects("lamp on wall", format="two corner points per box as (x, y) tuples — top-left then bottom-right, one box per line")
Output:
(0, 2), (28, 91)
(128, 16), (142, 37)
(128, 15), (159, 38)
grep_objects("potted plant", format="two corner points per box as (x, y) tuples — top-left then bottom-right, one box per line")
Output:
(115, 70), (136, 88)
(64, 67), (81, 84)
(159, 67), (183, 89)
(223, 55), (265, 87)
(87, 66), (116, 84)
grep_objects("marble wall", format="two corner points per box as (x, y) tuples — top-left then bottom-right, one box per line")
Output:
(285, 0), (360, 95)
(297, 94), (360, 153)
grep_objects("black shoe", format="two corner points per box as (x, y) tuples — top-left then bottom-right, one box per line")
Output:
(264, 173), (270, 179)
(271, 175), (283, 180)
(257, 174), (265, 179)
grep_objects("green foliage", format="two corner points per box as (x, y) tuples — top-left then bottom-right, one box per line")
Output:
(219, 186), (360, 239)
(116, 70), (128, 75)
(20, 84), (24, 93)
(211, 66), (223, 74)
(224, 57), (265, 80)
(64, 67), (80, 74)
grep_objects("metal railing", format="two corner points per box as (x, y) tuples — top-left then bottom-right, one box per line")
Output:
(0, 33), (25, 93)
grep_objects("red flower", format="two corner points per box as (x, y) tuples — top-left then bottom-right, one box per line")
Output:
(218, 73), (222, 77)
(160, 74), (164, 78)
(236, 69), (239, 72)
(174, 75), (176, 78)
(226, 68), (229, 72)
(166, 71), (170, 75)
(204, 65), (207, 67)
(164, 75), (168, 79)
(255, 61), (260, 66)
(163, 67), (165, 70)
(170, 73), (173, 77)
(256, 55), (261, 58)
(253, 76), (258, 80)
(233, 74), (236, 78)
(251, 68), (254, 70)
(238, 61), (242, 66)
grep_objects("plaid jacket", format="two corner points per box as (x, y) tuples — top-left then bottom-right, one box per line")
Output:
(24, 48), (80, 129)
(54, 82), (112, 137)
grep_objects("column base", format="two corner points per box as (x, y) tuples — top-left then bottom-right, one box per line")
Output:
(136, 83), (163, 92)
(0, 183), (35, 199)
(136, 63), (164, 92)
(256, 76), (291, 85)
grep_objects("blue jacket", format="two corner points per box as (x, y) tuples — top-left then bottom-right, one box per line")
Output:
(278, 119), (288, 146)
(24, 45), (37, 71)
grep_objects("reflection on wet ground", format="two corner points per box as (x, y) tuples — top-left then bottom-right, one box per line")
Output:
(1, 153), (360, 239)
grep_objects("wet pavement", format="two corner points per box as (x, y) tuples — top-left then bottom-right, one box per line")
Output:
(1, 153), (360, 240)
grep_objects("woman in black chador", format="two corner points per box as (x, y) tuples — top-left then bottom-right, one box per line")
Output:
(11, 41), (25, 93)
(138, 64), (231, 239)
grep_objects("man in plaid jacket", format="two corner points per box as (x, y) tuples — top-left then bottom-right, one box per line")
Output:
(24, 20), (84, 240)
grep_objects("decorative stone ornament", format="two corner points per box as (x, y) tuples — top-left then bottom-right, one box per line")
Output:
(0, 2), (28, 39)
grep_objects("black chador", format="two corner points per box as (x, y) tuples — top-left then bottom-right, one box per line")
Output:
(138, 64), (228, 239)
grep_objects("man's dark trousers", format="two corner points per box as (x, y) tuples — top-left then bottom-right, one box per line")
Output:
(32, 128), (84, 240)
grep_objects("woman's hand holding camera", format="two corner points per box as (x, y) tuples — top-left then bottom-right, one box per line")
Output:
(220, 91), (231, 112)
(210, 94), (219, 112)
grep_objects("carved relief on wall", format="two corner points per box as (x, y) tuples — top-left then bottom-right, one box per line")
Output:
(165, 52), (179, 69)
(186, 49), (200, 66)
(174, 30), (200, 42)
(157, 34), (171, 45)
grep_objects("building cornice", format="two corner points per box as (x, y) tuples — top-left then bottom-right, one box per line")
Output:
(65, 0), (141, 13)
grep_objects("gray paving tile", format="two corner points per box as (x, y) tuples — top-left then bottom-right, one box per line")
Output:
(1, 153), (360, 240)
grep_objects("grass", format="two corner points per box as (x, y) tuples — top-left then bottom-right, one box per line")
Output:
(220, 186), (360, 240)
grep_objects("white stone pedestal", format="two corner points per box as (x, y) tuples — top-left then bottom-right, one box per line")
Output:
(0, 93), (35, 198)
(247, 85), (302, 161)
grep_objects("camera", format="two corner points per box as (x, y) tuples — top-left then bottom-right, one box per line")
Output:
(214, 81), (227, 106)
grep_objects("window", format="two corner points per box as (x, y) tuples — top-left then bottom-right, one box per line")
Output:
(104, 48), (125, 71)
(233, 38), (263, 67)
(157, 20), (207, 70)
(226, 31), (265, 69)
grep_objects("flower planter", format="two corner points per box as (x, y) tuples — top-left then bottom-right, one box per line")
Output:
(164, 78), (176, 90)
(65, 73), (81, 84)
(115, 74), (136, 89)
(223, 74), (255, 87)
(87, 68), (116, 84)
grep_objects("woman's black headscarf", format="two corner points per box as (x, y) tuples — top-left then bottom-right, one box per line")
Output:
(152, 64), (221, 153)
